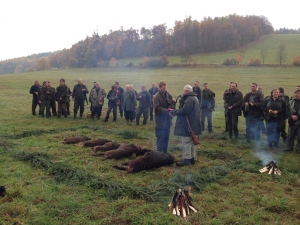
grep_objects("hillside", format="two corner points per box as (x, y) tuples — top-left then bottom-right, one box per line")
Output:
(119, 34), (300, 65)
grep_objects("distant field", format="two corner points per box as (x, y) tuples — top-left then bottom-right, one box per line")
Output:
(1, 67), (300, 224)
(118, 34), (300, 66)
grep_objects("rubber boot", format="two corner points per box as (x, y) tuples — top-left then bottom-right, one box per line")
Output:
(176, 159), (192, 166)
(228, 129), (233, 139)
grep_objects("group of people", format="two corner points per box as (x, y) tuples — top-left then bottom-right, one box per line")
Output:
(29, 79), (159, 126)
(29, 79), (300, 167)
(223, 82), (300, 153)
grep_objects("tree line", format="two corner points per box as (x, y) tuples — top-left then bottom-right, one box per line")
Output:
(0, 14), (274, 74)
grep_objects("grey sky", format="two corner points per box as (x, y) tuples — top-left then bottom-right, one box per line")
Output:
(0, 0), (299, 61)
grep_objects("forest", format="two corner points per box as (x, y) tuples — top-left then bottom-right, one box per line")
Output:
(0, 14), (274, 74)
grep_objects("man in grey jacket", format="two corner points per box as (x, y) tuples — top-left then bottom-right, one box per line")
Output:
(123, 85), (137, 123)
(170, 85), (201, 166)
(90, 82), (106, 120)
(136, 86), (151, 125)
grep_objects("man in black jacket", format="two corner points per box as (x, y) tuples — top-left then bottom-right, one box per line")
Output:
(72, 78), (89, 119)
(224, 83), (243, 139)
(56, 78), (69, 118)
(114, 82), (124, 118)
(170, 85), (201, 166)
(243, 83), (264, 142)
(148, 82), (159, 121)
(136, 86), (151, 125)
(193, 81), (201, 105)
(105, 86), (121, 122)
(153, 81), (175, 153)
(285, 90), (300, 153)
(29, 81), (41, 115)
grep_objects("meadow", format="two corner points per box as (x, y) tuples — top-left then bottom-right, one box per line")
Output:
(118, 34), (300, 66)
(1, 66), (300, 225)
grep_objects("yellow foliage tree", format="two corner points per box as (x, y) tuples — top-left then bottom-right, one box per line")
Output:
(110, 57), (117, 67)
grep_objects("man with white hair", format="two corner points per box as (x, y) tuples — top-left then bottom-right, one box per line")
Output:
(170, 85), (201, 166)
(72, 78), (89, 119)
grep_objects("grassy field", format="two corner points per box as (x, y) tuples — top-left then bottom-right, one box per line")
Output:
(1, 67), (300, 224)
(118, 34), (300, 66)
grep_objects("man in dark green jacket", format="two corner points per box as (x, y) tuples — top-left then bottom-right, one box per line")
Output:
(38, 81), (51, 118)
(56, 78), (69, 118)
(279, 87), (290, 143)
(72, 78), (89, 119)
(171, 85), (201, 166)
(224, 83), (243, 139)
(29, 80), (41, 115)
(48, 81), (57, 116)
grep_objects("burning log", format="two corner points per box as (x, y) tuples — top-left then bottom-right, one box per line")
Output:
(168, 187), (198, 217)
(259, 161), (282, 175)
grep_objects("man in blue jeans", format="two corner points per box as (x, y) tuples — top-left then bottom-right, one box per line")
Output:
(153, 81), (175, 153)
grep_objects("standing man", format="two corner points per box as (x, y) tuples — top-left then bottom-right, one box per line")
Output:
(48, 81), (57, 117)
(285, 90), (300, 153)
(105, 86), (120, 122)
(56, 78), (69, 118)
(123, 85), (137, 123)
(171, 85), (200, 166)
(153, 81), (175, 153)
(114, 82), (124, 118)
(136, 86), (151, 126)
(90, 82), (106, 120)
(72, 78), (89, 119)
(29, 80), (41, 115)
(38, 81), (51, 118)
(148, 82), (159, 121)
(223, 82), (234, 132)
(224, 83), (243, 139)
(89, 82), (97, 112)
(200, 83), (215, 133)
(257, 84), (266, 134)
(279, 87), (290, 143)
(193, 81), (201, 105)
(243, 83), (264, 142)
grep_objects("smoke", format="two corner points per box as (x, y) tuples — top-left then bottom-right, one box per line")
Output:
(253, 150), (282, 165)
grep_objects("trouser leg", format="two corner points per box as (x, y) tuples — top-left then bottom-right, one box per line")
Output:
(226, 112), (233, 138)
(50, 101), (57, 116)
(162, 128), (170, 153)
(207, 110), (212, 132)
(150, 106), (154, 120)
(40, 101), (46, 117)
(266, 121), (273, 146)
(45, 100), (50, 118)
(156, 128), (170, 153)
(113, 105), (117, 121)
(286, 126), (296, 150)
(136, 108), (142, 125)
(182, 136), (193, 160)
(200, 109), (205, 132)
(245, 116), (250, 140)
(143, 108), (148, 125)
(79, 99), (85, 117)
(232, 113), (239, 138)
(119, 104), (123, 117)
(280, 119), (287, 142)
(32, 99), (38, 115)
(296, 127), (300, 152)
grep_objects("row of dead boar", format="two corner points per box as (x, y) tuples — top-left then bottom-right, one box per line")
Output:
(62, 136), (174, 173)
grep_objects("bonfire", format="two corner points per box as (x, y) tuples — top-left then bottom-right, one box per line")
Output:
(259, 161), (282, 175)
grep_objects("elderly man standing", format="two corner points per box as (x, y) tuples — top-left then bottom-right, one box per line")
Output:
(123, 85), (137, 123)
(136, 85), (151, 126)
(72, 78), (89, 119)
(153, 81), (175, 153)
(148, 82), (159, 121)
(170, 85), (200, 166)
(90, 82), (106, 120)
(224, 83), (243, 139)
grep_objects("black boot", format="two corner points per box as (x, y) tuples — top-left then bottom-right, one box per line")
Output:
(58, 113), (61, 118)
(64, 113), (67, 119)
(176, 159), (192, 166)
(73, 114), (77, 120)
(80, 113), (83, 118)
(234, 130), (238, 139)
(191, 158), (195, 165)
(136, 119), (140, 126)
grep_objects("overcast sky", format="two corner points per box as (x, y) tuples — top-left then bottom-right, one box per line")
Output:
(0, 0), (299, 61)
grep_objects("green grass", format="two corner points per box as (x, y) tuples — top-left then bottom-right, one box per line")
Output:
(118, 34), (300, 66)
(1, 67), (300, 224)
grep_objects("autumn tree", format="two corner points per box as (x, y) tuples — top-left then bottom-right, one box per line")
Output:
(260, 48), (268, 65)
(36, 58), (48, 71)
(276, 43), (287, 65)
